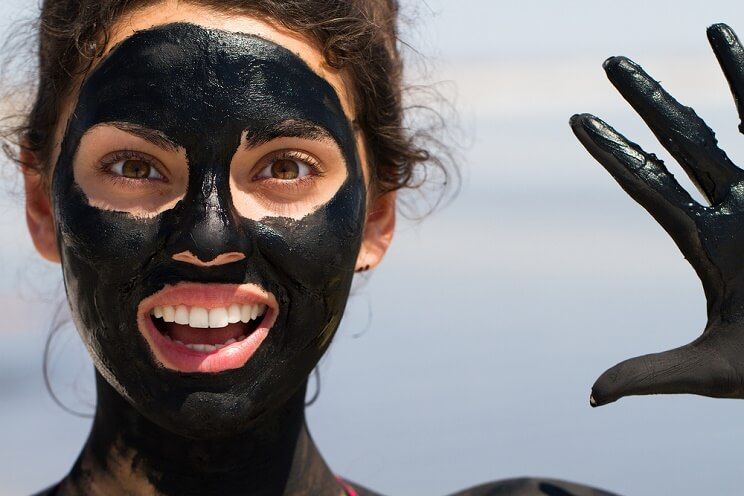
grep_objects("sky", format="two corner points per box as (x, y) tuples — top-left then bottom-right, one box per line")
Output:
(4, 1), (744, 495)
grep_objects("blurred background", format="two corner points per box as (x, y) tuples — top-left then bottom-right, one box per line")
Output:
(3, 1), (744, 495)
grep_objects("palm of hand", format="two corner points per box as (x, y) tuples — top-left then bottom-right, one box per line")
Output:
(571, 23), (744, 406)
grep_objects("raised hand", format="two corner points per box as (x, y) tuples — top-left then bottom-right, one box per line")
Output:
(570, 23), (744, 407)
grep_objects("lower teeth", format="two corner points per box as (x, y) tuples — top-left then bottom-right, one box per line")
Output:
(168, 335), (246, 352)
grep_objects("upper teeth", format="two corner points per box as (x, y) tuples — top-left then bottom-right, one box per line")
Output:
(152, 304), (267, 329)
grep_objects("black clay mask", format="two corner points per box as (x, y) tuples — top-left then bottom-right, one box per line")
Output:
(53, 23), (366, 437)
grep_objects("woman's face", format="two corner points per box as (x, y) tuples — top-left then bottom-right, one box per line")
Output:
(31, 5), (391, 438)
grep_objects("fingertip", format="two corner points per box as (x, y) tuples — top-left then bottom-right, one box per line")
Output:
(588, 393), (614, 408)
(591, 364), (628, 407)
(707, 22), (734, 41)
(570, 114), (614, 141)
(589, 385), (617, 408)
(602, 55), (634, 74)
(602, 55), (621, 69)
(569, 114), (601, 144)
(570, 115), (623, 159)
(569, 113), (592, 128)
(708, 23), (743, 56)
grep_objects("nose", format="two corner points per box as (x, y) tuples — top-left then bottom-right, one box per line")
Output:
(168, 173), (246, 263)
(172, 251), (245, 267)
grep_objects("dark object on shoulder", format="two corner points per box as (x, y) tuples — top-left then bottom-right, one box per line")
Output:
(449, 477), (620, 496)
(343, 477), (619, 496)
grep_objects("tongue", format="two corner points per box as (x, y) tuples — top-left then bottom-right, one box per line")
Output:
(163, 322), (246, 345)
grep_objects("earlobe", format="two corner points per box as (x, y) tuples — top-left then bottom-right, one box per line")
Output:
(356, 191), (396, 272)
(20, 148), (60, 263)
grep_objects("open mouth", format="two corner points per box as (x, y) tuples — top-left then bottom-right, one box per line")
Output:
(137, 283), (278, 373)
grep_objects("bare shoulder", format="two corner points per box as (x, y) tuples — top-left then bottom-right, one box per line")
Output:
(447, 477), (621, 496)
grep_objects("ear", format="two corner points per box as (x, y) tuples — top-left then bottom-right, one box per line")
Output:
(356, 191), (396, 272)
(21, 148), (60, 263)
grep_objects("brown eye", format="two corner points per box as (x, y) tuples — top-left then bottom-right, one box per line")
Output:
(109, 156), (163, 180)
(257, 155), (313, 181)
(121, 160), (151, 178)
(271, 159), (300, 179)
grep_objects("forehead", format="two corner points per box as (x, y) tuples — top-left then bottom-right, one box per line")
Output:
(74, 23), (351, 147)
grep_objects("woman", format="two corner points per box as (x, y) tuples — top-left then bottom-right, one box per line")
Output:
(13, 0), (615, 494)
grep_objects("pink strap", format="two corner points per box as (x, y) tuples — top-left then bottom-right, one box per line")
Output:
(336, 477), (359, 496)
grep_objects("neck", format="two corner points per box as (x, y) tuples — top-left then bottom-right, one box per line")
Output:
(61, 372), (342, 496)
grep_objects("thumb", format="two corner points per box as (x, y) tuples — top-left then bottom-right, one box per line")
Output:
(590, 338), (739, 407)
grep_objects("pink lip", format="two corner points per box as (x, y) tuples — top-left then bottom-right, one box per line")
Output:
(137, 282), (278, 373)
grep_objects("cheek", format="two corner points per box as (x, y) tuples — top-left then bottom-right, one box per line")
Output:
(56, 193), (161, 346)
(56, 188), (161, 269)
(251, 201), (365, 352)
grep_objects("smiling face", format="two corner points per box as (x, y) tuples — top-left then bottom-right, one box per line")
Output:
(38, 13), (378, 438)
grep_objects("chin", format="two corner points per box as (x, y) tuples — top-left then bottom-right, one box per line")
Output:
(140, 391), (273, 440)
(87, 326), (326, 440)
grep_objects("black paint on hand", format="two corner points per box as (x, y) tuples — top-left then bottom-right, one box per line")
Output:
(570, 23), (744, 407)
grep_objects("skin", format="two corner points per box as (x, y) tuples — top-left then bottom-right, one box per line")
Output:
(571, 23), (744, 407)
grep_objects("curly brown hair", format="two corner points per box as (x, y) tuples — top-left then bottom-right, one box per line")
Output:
(3, 0), (454, 203)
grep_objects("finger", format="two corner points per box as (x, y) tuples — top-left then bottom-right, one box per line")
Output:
(708, 23), (744, 134)
(590, 337), (740, 407)
(570, 114), (701, 246)
(603, 56), (742, 205)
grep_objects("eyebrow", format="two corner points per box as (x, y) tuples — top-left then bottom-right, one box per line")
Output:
(109, 121), (179, 151)
(245, 120), (335, 149)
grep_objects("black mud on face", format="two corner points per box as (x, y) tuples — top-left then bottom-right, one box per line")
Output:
(53, 23), (366, 438)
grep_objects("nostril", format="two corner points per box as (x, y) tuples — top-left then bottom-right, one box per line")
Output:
(172, 251), (245, 267)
